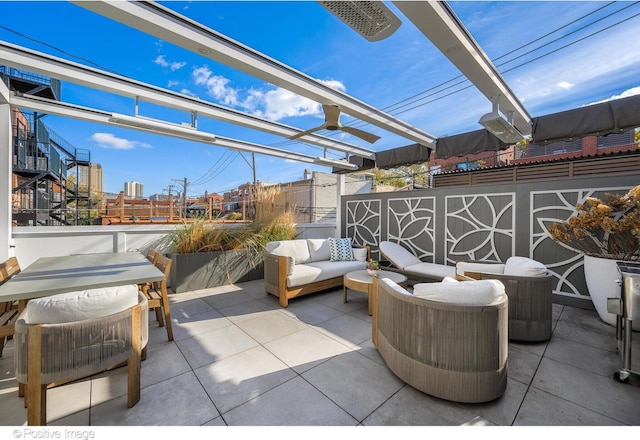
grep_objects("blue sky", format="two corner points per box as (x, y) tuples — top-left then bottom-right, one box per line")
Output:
(1, 1), (639, 197)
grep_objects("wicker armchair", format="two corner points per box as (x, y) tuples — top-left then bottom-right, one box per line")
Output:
(456, 257), (553, 342)
(14, 290), (148, 425)
(372, 276), (508, 403)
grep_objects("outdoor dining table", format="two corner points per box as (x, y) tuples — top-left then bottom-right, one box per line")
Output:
(0, 252), (165, 306)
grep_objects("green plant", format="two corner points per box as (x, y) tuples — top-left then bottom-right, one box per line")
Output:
(548, 185), (640, 261)
(366, 259), (381, 270)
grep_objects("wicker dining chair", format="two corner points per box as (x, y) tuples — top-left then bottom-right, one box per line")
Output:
(0, 257), (22, 357)
(14, 288), (148, 425)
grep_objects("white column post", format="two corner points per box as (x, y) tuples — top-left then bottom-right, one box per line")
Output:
(0, 81), (12, 261)
(335, 174), (345, 238)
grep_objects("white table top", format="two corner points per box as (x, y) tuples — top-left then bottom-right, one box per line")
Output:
(345, 269), (407, 284)
(0, 252), (165, 302)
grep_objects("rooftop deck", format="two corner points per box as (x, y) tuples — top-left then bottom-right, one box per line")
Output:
(1, 279), (639, 427)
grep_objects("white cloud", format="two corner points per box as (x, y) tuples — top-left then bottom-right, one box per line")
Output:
(262, 88), (320, 121)
(587, 86), (640, 105)
(192, 66), (239, 106)
(91, 133), (151, 150)
(154, 55), (186, 71)
(167, 80), (180, 88)
(557, 81), (574, 90)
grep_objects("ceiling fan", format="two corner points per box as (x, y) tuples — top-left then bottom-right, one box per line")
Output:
(289, 104), (380, 144)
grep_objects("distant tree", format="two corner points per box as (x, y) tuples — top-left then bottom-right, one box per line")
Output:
(635, 128), (640, 147)
(371, 163), (430, 188)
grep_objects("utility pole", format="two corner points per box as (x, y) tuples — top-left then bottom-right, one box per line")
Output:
(171, 178), (189, 219)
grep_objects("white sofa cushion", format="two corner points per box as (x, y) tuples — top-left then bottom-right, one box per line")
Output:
(456, 261), (506, 277)
(307, 239), (331, 262)
(352, 247), (368, 262)
(504, 256), (547, 277)
(379, 241), (421, 270)
(286, 260), (365, 287)
(404, 262), (456, 280)
(266, 240), (311, 264)
(413, 279), (506, 306)
(329, 237), (354, 262)
(24, 284), (139, 325)
(380, 278), (413, 296)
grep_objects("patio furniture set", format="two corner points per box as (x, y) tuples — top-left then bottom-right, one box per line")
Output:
(263, 238), (553, 404)
(0, 250), (172, 426)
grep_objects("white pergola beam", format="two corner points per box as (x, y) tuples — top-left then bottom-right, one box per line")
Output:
(0, 41), (374, 159)
(73, 1), (438, 146)
(9, 93), (357, 170)
(393, 1), (532, 136)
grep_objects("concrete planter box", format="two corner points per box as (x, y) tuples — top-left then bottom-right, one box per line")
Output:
(169, 250), (264, 293)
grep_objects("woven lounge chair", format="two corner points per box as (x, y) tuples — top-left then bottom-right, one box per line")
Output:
(372, 276), (508, 403)
(456, 257), (553, 342)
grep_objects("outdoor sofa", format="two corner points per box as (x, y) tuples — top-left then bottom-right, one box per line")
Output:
(264, 238), (369, 307)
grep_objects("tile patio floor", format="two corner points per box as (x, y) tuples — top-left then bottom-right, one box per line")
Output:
(1, 279), (639, 427)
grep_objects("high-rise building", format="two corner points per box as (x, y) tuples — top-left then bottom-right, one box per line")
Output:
(79, 163), (103, 194)
(124, 181), (144, 199)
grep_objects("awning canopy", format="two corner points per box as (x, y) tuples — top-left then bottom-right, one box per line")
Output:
(374, 143), (432, 169)
(435, 129), (507, 159)
(531, 94), (640, 144)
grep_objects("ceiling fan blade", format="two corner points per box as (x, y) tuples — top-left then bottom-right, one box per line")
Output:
(322, 104), (342, 125)
(340, 126), (381, 144)
(289, 124), (328, 140)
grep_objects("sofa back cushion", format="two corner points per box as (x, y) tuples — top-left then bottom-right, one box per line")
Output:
(307, 239), (331, 262)
(24, 284), (139, 325)
(504, 256), (547, 277)
(266, 240), (311, 264)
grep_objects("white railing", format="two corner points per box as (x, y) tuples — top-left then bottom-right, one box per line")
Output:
(10, 222), (337, 268)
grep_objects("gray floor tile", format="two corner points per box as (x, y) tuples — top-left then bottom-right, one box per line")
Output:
(508, 343), (543, 385)
(363, 384), (467, 425)
(532, 357), (640, 425)
(312, 313), (373, 347)
(222, 376), (357, 425)
(263, 327), (351, 374)
(199, 289), (255, 310)
(554, 306), (617, 352)
(176, 324), (259, 369)
(458, 377), (528, 426)
(216, 298), (280, 324)
(283, 299), (346, 325)
(233, 309), (309, 344)
(90, 372), (219, 426)
(545, 335), (622, 377)
(171, 308), (232, 341)
(46, 379), (92, 425)
(168, 292), (216, 319)
(301, 349), (405, 421)
(514, 386), (626, 426)
(195, 345), (297, 414)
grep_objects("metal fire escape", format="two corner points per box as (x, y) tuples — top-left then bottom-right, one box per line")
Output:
(1, 66), (93, 225)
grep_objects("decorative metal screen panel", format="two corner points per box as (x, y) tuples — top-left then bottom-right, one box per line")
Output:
(445, 193), (515, 264)
(387, 197), (436, 261)
(530, 187), (631, 298)
(346, 199), (381, 258)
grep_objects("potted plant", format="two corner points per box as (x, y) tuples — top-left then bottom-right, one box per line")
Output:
(366, 259), (381, 277)
(547, 184), (640, 327)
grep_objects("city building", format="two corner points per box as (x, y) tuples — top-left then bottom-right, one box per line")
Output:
(124, 181), (144, 199)
(79, 163), (103, 195)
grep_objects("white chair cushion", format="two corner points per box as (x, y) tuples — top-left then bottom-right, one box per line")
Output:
(24, 284), (139, 325)
(380, 277), (413, 296)
(266, 240), (311, 264)
(286, 260), (365, 287)
(504, 256), (547, 277)
(352, 247), (368, 262)
(379, 241), (421, 270)
(404, 262), (456, 279)
(307, 239), (331, 262)
(456, 261), (506, 277)
(413, 279), (506, 306)
(329, 237), (355, 262)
